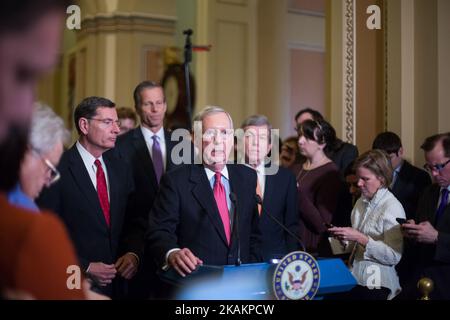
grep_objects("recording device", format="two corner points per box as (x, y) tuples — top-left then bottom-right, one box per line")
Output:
(324, 223), (335, 229)
(229, 192), (241, 266)
(254, 194), (306, 252)
(182, 29), (194, 129)
(396, 218), (407, 225)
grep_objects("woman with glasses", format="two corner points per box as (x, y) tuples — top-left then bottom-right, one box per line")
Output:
(7, 103), (69, 211)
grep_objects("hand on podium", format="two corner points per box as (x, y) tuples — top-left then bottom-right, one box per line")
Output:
(168, 248), (203, 277)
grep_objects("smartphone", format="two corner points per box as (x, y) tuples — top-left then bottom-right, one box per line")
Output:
(324, 223), (334, 228)
(396, 218), (407, 225)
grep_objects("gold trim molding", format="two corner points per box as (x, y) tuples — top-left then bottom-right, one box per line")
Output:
(78, 13), (176, 38)
(343, 0), (356, 144)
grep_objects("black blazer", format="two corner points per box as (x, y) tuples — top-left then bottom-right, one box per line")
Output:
(37, 145), (135, 271)
(260, 165), (300, 261)
(391, 160), (431, 219)
(147, 164), (262, 267)
(330, 141), (358, 174)
(415, 184), (450, 264)
(111, 127), (181, 257)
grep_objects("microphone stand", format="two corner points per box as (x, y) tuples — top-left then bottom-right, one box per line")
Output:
(229, 192), (241, 266)
(183, 29), (193, 131)
(255, 195), (306, 252)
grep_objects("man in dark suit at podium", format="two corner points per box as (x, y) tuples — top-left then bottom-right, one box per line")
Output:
(112, 81), (182, 298)
(241, 115), (300, 261)
(38, 97), (139, 298)
(147, 106), (262, 279)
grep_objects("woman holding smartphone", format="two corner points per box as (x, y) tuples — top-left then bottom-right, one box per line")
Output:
(328, 150), (406, 300)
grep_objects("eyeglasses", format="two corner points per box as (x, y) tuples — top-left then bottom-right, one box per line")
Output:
(32, 148), (61, 185)
(87, 118), (121, 127)
(43, 158), (61, 185)
(423, 159), (450, 173)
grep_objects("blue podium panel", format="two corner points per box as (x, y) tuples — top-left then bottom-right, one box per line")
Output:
(163, 258), (357, 300)
(317, 258), (357, 295)
(176, 263), (275, 300)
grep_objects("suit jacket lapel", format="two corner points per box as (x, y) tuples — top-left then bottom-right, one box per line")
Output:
(68, 145), (109, 230)
(190, 165), (229, 246)
(133, 127), (158, 188)
(228, 165), (250, 249)
(164, 129), (176, 171)
(263, 173), (273, 210)
(431, 185), (450, 228)
(392, 161), (409, 195)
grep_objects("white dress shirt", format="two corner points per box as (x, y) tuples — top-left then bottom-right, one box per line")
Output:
(76, 141), (110, 200)
(245, 163), (266, 198)
(141, 126), (166, 171)
(256, 163), (266, 198)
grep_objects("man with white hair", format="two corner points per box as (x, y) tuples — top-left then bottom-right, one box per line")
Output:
(8, 103), (70, 211)
(147, 106), (262, 282)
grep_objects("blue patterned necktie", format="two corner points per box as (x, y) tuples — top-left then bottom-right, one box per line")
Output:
(391, 168), (400, 189)
(151, 135), (164, 183)
(436, 188), (449, 224)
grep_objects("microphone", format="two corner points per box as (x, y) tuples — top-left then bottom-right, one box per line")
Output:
(254, 194), (306, 252)
(183, 29), (193, 36)
(229, 192), (241, 266)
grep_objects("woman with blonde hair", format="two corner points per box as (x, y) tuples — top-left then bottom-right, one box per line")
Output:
(329, 149), (406, 299)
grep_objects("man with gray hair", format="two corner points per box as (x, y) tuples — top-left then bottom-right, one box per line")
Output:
(148, 106), (262, 288)
(241, 115), (300, 261)
(8, 103), (69, 211)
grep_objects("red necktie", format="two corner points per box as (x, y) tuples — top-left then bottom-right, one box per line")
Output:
(94, 159), (110, 227)
(213, 171), (231, 245)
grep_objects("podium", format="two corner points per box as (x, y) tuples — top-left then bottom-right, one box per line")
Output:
(160, 257), (356, 300)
